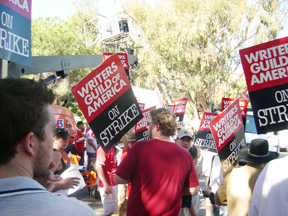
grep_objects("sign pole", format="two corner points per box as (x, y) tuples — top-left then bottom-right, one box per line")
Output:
(121, 134), (130, 152)
(1, 59), (8, 78)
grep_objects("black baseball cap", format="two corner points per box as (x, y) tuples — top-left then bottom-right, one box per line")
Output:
(53, 128), (73, 138)
(77, 121), (84, 126)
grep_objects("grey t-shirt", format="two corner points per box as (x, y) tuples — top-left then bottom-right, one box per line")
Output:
(0, 176), (96, 216)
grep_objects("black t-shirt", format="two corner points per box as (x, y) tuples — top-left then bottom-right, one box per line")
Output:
(53, 149), (68, 175)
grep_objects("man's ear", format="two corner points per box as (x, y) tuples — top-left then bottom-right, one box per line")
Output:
(155, 123), (160, 131)
(20, 132), (37, 157)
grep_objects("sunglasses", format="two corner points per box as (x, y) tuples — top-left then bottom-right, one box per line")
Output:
(54, 128), (69, 133)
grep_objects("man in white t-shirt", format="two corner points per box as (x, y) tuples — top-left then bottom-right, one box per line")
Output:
(86, 129), (98, 162)
(199, 149), (218, 216)
(209, 155), (228, 216)
(248, 156), (286, 216)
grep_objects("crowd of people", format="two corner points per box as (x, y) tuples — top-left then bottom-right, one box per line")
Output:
(0, 77), (286, 216)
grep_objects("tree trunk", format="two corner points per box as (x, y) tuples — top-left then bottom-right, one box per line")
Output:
(155, 76), (173, 105)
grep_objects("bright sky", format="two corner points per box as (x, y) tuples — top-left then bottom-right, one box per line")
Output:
(31, 0), (287, 38)
(31, 0), (115, 20)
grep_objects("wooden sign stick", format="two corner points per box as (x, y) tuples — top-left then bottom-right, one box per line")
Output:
(121, 134), (130, 152)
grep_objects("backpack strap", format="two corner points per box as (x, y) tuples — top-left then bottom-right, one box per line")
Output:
(207, 155), (216, 186)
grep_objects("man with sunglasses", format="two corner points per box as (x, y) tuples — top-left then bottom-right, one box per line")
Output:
(114, 108), (199, 216)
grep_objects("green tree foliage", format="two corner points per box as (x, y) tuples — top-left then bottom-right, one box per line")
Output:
(123, 0), (288, 119)
(27, 0), (102, 120)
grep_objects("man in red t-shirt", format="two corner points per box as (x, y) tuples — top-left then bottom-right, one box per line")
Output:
(114, 108), (199, 216)
(96, 145), (118, 216)
(75, 121), (85, 165)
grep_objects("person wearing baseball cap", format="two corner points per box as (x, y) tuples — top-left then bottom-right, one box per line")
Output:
(53, 128), (74, 139)
(52, 128), (74, 175)
(50, 127), (80, 193)
(175, 129), (193, 150)
(175, 129), (198, 216)
(215, 139), (279, 216)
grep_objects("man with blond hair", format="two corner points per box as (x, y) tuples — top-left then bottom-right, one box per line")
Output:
(114, 108), (199, 216)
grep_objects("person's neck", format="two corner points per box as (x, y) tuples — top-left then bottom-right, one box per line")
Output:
(60, 151), (67, 157)
(153, 134), (172, 142)
(0, 159), (33, 179)
(53, 147), (61, 151)
(246, 162), (265, 169)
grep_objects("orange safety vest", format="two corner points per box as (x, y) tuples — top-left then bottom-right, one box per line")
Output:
(82, 170), (97, 187)
(70, 154), (80, 165)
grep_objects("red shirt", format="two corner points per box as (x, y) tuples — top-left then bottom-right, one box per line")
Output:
(96, 146), (117, 187)
(75, 129), (85, 153)
(116, 139), (199, 216)
(120, 152), (131, 198)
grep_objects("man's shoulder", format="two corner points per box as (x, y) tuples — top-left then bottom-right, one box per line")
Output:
(229, 164), (259, 181)
(136, 139), (191, 157)
(87, 132), (93, 140)
(236, 164), (260, 173)
(130, 139), (152, 149)
(0, 177), (95, 215)
(45, 193), (95, 214)
(165, 141), (191, 155)
(77, 129), (83, 135)
(1, 193), (95, 215)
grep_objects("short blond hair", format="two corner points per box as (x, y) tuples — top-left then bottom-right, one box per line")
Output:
(150, 108), (177, 136)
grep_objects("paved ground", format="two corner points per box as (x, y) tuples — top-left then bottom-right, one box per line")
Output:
(73, 152), (288, 216)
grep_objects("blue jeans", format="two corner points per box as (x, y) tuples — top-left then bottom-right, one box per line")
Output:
(213, 205), (228, 216)
(213, 204), (220, 216)
(87, 152), (96, 163)
(222, 206), (228, 216)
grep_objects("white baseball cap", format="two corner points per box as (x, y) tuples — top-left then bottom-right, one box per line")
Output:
(177, 129), (193, 139)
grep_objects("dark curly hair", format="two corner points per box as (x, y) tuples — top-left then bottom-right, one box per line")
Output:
(0, 78), (55, 165)
(189, 146), (198, 159)
(150, 108), (177, 136)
